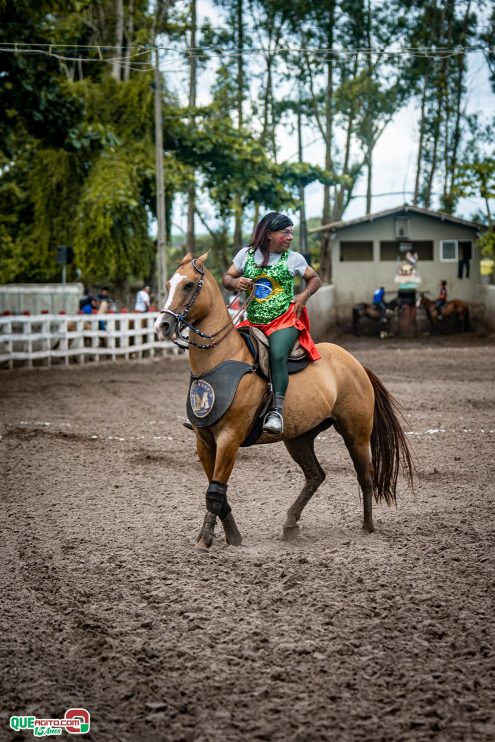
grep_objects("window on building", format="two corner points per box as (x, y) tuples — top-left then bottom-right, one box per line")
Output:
(380, 242), (400, 261)
(458, 241), (472, 260)
(340, 241), (373, 261)
(380, 241), (433, 261)
(441, 240), (458, 261)
(414, 241), (434, 261)
(394, 216), (410, 238)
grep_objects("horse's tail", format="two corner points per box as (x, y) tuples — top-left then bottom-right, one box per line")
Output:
(364, 367), (415, 506)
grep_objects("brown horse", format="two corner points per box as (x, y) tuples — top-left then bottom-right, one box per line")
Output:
(417, 293), (469, 332)
(352, 299), (399, 336)
(155, 253), (414, 551)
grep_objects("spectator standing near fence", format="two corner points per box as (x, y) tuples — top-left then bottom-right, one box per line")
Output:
(96, 287), (115, 310)
(134, 285), (151, 312)
(80, 289), (97, 315)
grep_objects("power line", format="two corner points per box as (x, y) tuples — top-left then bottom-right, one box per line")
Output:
(0, 42), (492, 67)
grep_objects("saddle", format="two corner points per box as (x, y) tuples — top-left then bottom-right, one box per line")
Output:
(237, 326), (309, 377)
(182, 327), (310, 446)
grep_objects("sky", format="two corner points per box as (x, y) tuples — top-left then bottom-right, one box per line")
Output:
(165, 1), (495, 236)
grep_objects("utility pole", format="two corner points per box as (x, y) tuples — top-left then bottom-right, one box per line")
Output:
(154, 45), (167, 307)
(186, 0), (197, 253)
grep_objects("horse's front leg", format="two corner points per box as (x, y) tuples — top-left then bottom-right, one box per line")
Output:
(195, 431), (242, 551)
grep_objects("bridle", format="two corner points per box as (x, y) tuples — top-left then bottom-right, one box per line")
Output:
(158, 259), (254, 350)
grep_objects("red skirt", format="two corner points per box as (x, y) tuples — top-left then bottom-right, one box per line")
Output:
(237, 303), (321, 362)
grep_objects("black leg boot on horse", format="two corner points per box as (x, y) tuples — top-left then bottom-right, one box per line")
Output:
(197, 481), (242, 550)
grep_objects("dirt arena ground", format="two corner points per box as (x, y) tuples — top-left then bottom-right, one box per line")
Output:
(1, 335), (494, 742)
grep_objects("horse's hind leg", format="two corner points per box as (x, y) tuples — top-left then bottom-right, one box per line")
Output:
(334, 421), (375, 534)
(282, 430), (326, 540)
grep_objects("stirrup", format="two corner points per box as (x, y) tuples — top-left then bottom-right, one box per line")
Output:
(263, 410), (284, 434)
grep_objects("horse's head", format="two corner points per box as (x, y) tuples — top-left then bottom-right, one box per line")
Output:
(154, 252), (210, 341)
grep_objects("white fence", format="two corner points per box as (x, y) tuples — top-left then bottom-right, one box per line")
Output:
(0, 312), (177, 369)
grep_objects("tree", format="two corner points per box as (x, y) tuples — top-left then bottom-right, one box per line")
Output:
(408, 0), (478, 212)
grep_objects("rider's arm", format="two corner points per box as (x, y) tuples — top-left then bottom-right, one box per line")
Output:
(301, 266), (321, 299)
(222, 265), (253, 292)
(292, 267), (321, 318)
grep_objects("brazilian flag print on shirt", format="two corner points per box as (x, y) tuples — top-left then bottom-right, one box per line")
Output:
(243, 249), (294, 324)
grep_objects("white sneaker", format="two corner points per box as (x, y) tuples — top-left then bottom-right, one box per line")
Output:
(263, 411), (284, 434)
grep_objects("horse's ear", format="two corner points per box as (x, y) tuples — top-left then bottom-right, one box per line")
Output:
(179, 252), (193, 265)
(195, 251), (209, 267)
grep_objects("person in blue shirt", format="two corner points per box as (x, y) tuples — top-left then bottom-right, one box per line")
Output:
(372, 286), (387, 323)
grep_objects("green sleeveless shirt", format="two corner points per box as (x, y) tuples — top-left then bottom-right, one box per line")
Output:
(243, 249), (294, 324)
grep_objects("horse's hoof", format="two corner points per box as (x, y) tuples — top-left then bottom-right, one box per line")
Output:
(282, 524), (300, 541)
(362, 523), (375, 535)
(226, 532), (243, 546)
(194, 537), (211, 551)
(222, 513), (243, 546)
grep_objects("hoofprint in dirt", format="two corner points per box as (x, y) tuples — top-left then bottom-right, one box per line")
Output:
(0, 339), (494, 742)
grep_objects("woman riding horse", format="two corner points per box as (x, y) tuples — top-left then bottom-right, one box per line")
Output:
(154, 250), (414, 551)
(222, 212), (321, 434)
(418, 292), (470, 332)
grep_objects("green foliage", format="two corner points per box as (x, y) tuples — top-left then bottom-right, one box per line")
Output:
(478, 230), (495, 259)
(74, 145), (154, 281)
(1, 0), (493, 286)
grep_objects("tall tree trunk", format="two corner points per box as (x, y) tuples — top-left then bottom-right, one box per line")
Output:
(442, 1), (455, 206)
(424, 0), (448, 208)
(123, 0), (134, 82)
(446, 0), (472, 199)
(366, 149), (372, 213)
(233, 0), (244, 252)
(365, 2), (372, 214)
(297, 94), (307, 255)
(425, 79), (446, 207)
(413, 73), (429, 204)
(261, 29), (273, 147)
(186, 0), (197, 253)
(332, 54), (359, 221)
(319, 0), (335, 283)
(112, 0), (125, 81)
(252, 204), (260, 239)
(261, 24), (281, 160)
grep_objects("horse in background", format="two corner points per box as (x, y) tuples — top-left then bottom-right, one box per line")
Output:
(417, 293), (470, 333)
(154, 253), (414, 551)
(352, 298), (399, 336)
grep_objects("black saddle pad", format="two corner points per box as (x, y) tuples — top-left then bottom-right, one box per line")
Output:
(186, 360), (256, 427)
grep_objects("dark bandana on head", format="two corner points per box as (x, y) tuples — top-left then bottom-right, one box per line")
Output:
(268, 214), (293, 232)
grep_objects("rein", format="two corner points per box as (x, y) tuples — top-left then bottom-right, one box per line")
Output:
(158, 259), (255, 350)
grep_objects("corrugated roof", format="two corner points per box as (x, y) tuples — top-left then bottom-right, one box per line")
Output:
(309, 203), (485, 233)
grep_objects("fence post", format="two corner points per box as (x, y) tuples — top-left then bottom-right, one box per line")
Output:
(7, 318), (13, 369)
(43, 316), (51, 368)
(107, 316), (116, 361)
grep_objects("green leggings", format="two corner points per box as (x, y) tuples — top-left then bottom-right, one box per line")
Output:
(268, 326), (299, 397)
